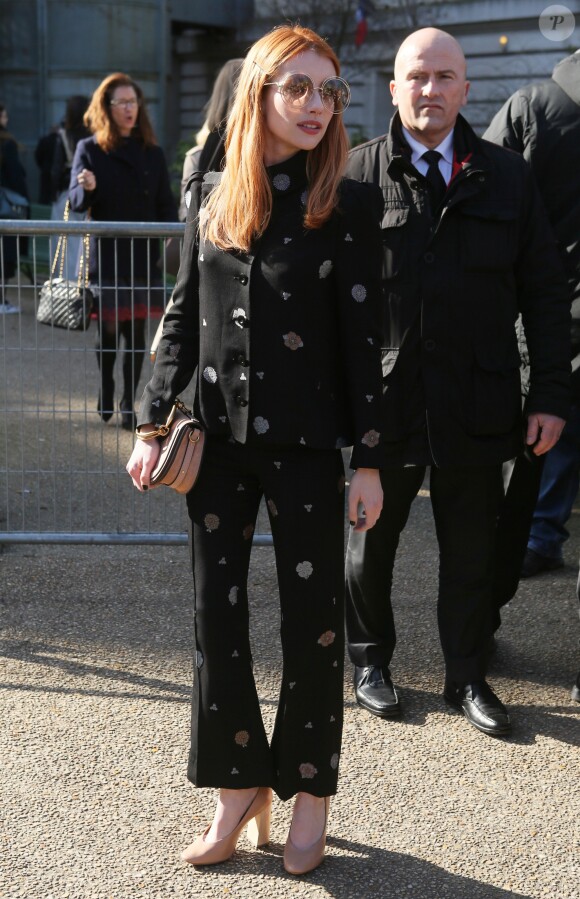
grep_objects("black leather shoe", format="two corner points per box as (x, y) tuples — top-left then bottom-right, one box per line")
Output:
(521, 549), (564, 578)
(354, 666), (401, 718)
(444, 680), (511, 736)
(571, 672), (580, 703)
(97, 382), (115, 423)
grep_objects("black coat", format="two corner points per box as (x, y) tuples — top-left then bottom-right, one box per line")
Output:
(35, 131), (59, 204)
(68, 135), (177, 283)
(483, 51), (580, 398)
(0, 128), (28, 277)
(345, 113), (571, 467)
(138, 151), (386, 469)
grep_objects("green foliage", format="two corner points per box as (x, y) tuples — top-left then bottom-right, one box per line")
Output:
(169, 138), (193, 201)
(349, 127), (369, 148)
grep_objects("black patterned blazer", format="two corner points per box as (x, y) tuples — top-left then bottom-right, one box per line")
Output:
(138, 150), (386, 469)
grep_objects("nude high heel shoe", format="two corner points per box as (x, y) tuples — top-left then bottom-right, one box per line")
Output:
(181, 787), (272, 866)
(283, 796), (330, 875)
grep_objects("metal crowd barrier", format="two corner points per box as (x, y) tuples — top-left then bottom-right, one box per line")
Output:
(0, 219), (273, 546)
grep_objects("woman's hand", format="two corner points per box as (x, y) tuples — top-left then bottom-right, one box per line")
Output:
(348, 468), (383, 532)
(126, 431), (161, 491)
(77, 168), (96, 191)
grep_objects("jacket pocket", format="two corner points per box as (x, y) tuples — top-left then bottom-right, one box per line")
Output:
(466, 341), (521, 436)
(381, 205), (409, 278)
(460, 201), (518, 272)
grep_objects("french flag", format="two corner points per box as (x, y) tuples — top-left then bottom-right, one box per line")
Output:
(355, 1), (374, 48)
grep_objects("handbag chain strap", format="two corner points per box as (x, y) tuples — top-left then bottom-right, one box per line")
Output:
(158, 399), (193, 436)
(135, 399), (194, 441)
(50, 200), (90, 292)
(51, 199), (90, 290)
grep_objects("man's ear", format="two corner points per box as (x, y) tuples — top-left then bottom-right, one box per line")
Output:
(390, 80), (398, 106)
(462, 80), (470, 107)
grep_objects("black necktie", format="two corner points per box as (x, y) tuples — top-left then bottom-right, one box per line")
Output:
(422, 149), (447, 212)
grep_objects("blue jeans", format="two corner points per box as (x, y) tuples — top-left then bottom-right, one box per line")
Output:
(528, 404), (580, 560)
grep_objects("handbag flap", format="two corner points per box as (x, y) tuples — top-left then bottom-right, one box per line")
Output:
(150, 416), (205, 493)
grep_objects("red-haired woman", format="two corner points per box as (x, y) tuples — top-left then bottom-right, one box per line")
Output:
(69, 74), (177, 430)
(127, 26), (384, 874)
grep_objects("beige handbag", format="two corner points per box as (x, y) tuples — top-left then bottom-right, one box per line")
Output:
(148, 400), (205, 494)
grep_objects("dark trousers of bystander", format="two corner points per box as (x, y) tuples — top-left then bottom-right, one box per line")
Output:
(346, 464), (504, 685)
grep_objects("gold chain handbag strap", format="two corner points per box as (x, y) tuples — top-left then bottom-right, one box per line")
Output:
(50, 200), (91, 288)
(50, 200), (69, 280)
(135, 399), (194, 440)
(77, 224), (90, 291)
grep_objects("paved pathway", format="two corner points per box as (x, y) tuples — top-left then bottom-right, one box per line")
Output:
(1, 490), (579, 898)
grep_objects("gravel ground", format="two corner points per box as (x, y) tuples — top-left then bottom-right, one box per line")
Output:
(1, 493), (579, 899)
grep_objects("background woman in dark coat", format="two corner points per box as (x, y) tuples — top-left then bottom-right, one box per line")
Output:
(69, 73), (177, 430)
(0, 103), (28, 313)
(127, 25), (384, 875)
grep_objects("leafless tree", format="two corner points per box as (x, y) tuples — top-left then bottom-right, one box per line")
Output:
(394, 0), (424, 29)
(262, 1), (433, 62)
(263, 0), (360, 59)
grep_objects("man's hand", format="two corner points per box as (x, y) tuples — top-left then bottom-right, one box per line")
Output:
(348, 468), (383, 532)
(526, 413), (566, 455)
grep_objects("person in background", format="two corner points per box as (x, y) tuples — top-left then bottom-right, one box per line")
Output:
(344, 28), (570, 738)
(34, 96), (90, 218)
(156, 57), (244, 349)
(484, 50), (580, 703)
(127, 24), (384, 874)
(34, 127), (58, 205)
(178, 58), (244, 221)
(0, 103), (28, 314)
(35, 96), (90, 279)
(49, 96), (90, 217)
(69, 73), (177, 431)
(485, 51), (580, 581)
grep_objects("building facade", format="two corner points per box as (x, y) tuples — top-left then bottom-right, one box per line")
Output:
(0, 0), (578, 200)
(246, 1), (580, 142)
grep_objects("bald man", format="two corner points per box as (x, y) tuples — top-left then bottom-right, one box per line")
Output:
(345, 29), (570, 736)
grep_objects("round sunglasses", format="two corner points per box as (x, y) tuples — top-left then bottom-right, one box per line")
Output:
(264, 72), (351, 114)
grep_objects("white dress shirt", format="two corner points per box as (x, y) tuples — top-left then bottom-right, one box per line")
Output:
(402, 127), (454, 186)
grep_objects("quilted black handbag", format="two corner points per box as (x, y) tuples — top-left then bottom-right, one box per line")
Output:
(36, 202), (93, 331)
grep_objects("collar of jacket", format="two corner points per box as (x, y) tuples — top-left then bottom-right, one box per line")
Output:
(106, 135), (146, 165)
(386, 112), (487, 183)
(266, 149), (308, 196)
(199, 151), (309, 204)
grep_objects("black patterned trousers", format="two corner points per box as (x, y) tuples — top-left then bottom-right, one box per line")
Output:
(185, 436), (346, 801)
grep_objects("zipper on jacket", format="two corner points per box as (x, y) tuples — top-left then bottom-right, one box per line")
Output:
(428, 167), (486, 241)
